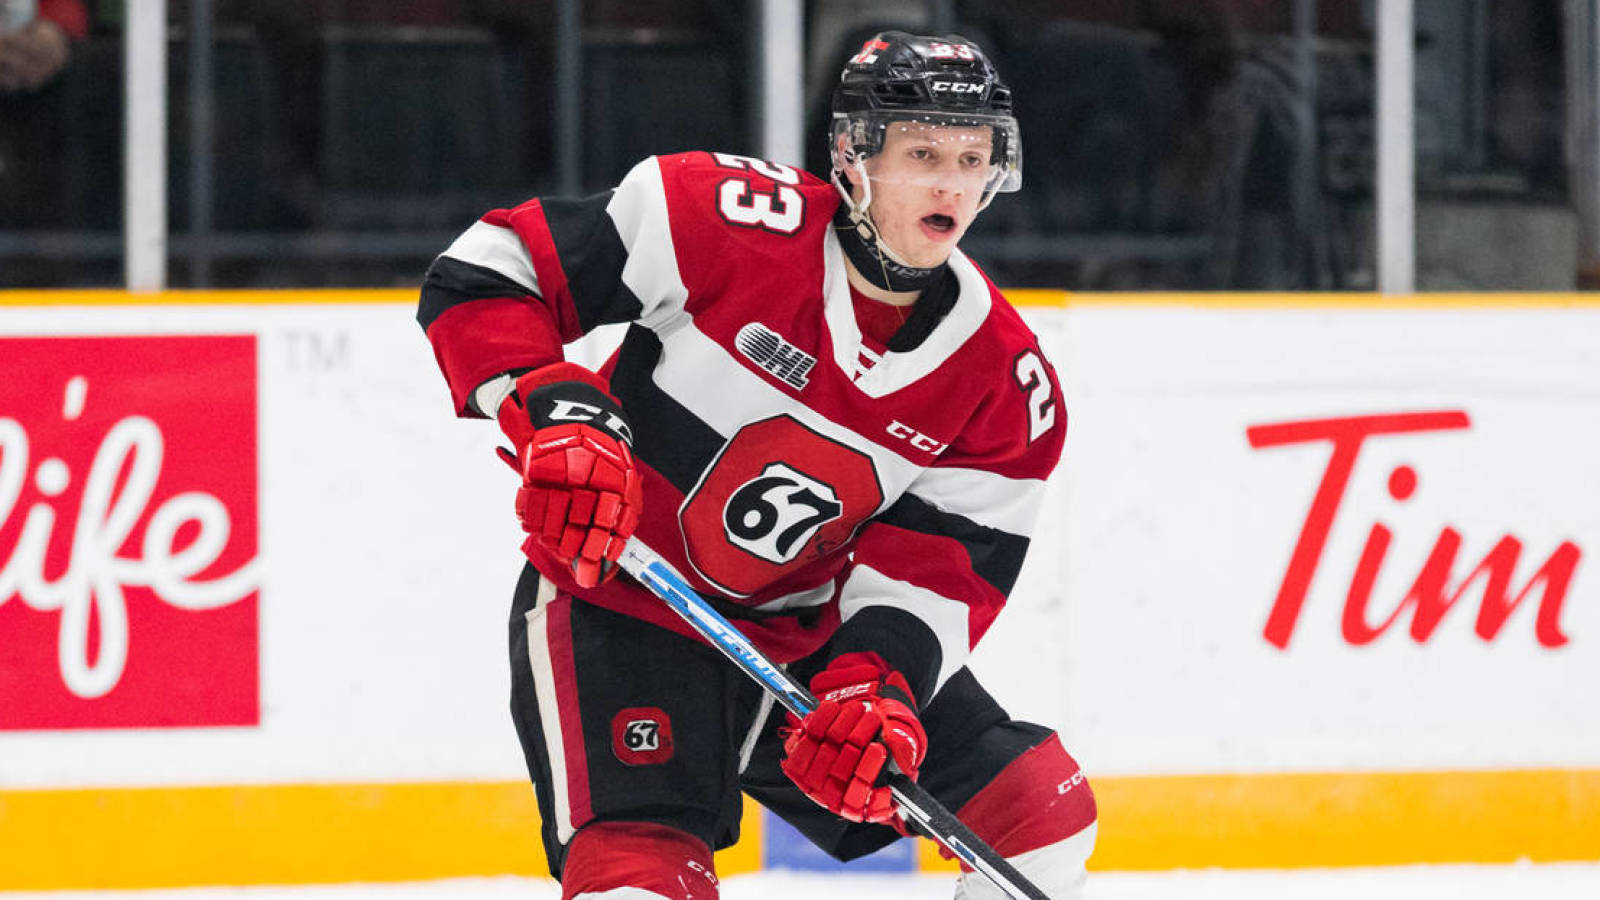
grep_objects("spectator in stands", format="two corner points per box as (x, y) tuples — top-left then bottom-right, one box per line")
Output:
(0, 0), (87, 93)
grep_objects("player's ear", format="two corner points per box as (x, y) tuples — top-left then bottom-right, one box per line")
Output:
(839, 139), (873, 202)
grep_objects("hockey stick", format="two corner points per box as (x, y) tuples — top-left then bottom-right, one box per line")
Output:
(618, 539), (1052, 900)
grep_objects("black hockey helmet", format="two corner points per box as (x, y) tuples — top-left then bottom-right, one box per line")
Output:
(830, 31), (1021, 197)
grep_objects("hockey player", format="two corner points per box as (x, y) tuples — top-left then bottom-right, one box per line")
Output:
(418, 31), (1097, 900)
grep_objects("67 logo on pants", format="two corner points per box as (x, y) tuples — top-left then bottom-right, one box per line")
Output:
(612, 707), (673, 766)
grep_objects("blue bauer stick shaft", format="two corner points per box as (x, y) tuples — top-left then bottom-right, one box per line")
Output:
(619, 539), (1052, 900)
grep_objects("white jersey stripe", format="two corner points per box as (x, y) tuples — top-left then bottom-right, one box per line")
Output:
(853, 248), (994, 398)
(610, 159), (691, 330)
(524, 579), (576, 843)
(649, 315), (1046, 539)
(909, 465), (1047, 536)
(821, 227), (862, 377)
(440, 220), (541, 296)
(821, 229), (995, 399)
(750, 580), (836, 613)
(648, 318), (924, 503)
(840, 563), (971, 694)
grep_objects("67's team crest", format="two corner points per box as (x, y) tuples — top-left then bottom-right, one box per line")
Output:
(679, 415), (884, 597)
(612, 706), (674, 766)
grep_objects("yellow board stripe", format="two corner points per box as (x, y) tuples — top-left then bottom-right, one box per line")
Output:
(920, 767), (1600, 873)
(4, 288), (1600, 309)
(3, 770), (1596, 889)
(0, 782), (761, 890)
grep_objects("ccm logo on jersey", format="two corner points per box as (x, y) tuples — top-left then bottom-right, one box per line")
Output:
(929, 79), (985, 95)
(612, 707), (674, 766)
(1058, 771), (1086, 795)
(887, 420), (949, 455)
(547, 399), (635, 444)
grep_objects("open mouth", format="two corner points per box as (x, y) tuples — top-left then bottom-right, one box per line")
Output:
(922, 213), (956, 234)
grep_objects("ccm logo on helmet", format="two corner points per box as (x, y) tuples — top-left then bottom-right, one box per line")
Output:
(930, 80), (985, 94)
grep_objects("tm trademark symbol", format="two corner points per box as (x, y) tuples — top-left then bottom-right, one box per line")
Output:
(284, 331), (350, 372)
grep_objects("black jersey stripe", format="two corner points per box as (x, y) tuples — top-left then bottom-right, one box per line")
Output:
(607, 324), (727, 494)
(417, 255), (543, 331)
(540, 191), (647, 332)
(821, 604), (944, 710)
(876, 492), (1031, 598)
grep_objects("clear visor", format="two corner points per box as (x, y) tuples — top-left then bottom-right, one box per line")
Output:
(831, 111), (1023, 196)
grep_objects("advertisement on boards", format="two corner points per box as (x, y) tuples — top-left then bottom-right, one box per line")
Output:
(1055, 306), (1600, 774)
(0, 336), (260, 730)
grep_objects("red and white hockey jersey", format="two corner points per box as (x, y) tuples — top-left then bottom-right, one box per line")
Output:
(419, 151), (1065, 703)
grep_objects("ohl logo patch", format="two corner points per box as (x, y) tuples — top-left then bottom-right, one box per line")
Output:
(0, 336), (260, 730)
(734, 322), (814, 391)
(612, 706), (674, 766)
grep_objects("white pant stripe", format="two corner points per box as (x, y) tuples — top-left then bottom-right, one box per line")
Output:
(524, 577), (577, 843)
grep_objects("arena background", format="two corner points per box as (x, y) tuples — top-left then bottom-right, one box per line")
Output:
(2, 0), (1599, 893)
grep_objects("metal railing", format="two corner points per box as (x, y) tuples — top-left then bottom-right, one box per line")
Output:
(7, 0), (1588, 292)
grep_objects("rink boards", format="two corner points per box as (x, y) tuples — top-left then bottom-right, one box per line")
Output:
(1, 290), (1597, 888)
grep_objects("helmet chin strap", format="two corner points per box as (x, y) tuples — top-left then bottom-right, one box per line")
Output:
(831, 162), (946, 294)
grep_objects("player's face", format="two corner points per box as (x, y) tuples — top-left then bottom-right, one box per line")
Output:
(861, 121), (993, 268)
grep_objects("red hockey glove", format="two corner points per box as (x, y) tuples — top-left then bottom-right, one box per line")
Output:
(780, 653), (927, 828)
(495, 363), (642, 588)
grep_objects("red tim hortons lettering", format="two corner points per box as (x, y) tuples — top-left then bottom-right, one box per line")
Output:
(0, 337), (260, 729)
(1247, 411), (1581, 650)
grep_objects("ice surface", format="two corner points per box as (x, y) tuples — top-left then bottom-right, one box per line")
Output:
(5, 863), (1600, 900)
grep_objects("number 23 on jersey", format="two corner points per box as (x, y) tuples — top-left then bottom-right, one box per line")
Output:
(713, 153), (807, 235)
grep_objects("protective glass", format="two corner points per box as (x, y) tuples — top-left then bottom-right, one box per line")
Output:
(831, 111), (1023, 196)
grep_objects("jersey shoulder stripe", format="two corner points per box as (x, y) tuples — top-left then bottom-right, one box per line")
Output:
(606, 324), (727, 494)
(840, 563), (971, 695)
(442, 219), (541, 295)
(876, 492), (1032, 598)
(533, 191), (644, 332)
(418, 255), (542, 332)
(909, 463), (1045, 536)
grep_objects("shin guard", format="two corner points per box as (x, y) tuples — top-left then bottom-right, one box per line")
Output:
(950, 736), (1099, 900)
(561, 821), (719, 900)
